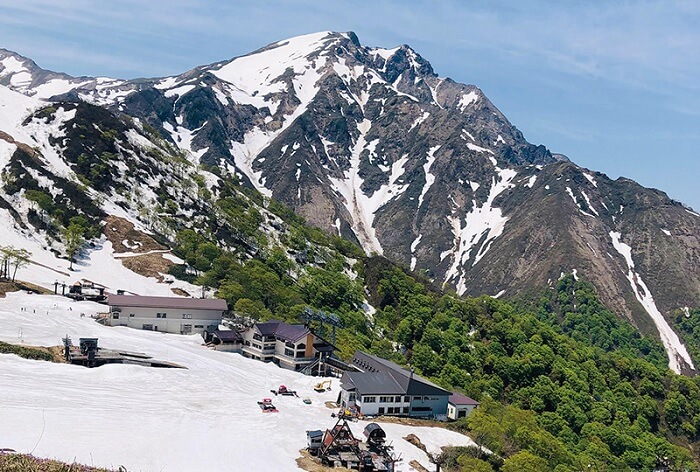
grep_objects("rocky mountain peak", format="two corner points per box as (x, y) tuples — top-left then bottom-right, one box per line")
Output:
(1, 33), (698, 374)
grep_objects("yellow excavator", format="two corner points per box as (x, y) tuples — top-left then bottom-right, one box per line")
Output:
(314, 379), (332, 393)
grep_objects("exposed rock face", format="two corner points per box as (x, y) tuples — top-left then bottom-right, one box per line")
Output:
(1, 32), (699, 373)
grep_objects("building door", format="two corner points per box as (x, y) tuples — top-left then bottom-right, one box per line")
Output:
(181, 324), (192, 334)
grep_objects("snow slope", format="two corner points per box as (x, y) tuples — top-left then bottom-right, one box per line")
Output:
(0, 292), (477, 471)
(0, 207), (198, 297)
(610, 231), (695, 374)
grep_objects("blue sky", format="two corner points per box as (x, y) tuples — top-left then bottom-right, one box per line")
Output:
(1, 0), (698, 210)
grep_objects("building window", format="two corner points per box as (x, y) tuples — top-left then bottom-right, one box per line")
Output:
(142, 324), (153, 331)
(378, 407), (385, 415)
(363, 396), (376, 403)
(253, 333), (262, 341)
(182, 314), (192, 319)
(395, 396), (402, 403)
(194, 325), (203, 329)
(403, 407), (409, 414)
(181, 324), (192, 334)
(379, 396), (393, 403)
(349, 393), (356, 402)
(284, 348), (294, 357)
(285, 341), (295, 348)
(245, 340), (250, 346)
(129, 313), (135, 317)
(297, 343), (306, 350)
(156, 313), (167, 318)
(112, 313), (119, 319)
(404, 396), (410, 403)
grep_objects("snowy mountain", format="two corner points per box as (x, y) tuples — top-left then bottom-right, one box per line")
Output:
(1, 32), (700, 374)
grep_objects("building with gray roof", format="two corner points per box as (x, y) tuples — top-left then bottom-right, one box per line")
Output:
(339, 350), (451, 418)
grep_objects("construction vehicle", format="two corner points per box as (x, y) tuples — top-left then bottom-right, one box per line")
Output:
(257, 398), (278, 413)
(270, 384), (298, 396)
(314, 379), (332, 393)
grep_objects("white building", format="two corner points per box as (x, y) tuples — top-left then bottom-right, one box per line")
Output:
(107, 294), (227, 335)
(447, 393), (479, 420)
(339, 351), (451, 418)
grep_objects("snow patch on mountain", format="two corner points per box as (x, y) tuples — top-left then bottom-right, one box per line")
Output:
(566, 187), (596, 218)
(418, 145), (441, 208)
(445, 167), (518, 294)
(583, 172), (598, 187)
(467, 143), (494, 155)
(410, 234), (423, 271)
(458, 91), (479, 110)
(22, 106), (78, 179)
(610, 231), (695, 374)
(580, 190), (599, 216)
(164, 84), (196, 99)
(370, 46), (400, 62)
(410, 111), (430, 131)
(330, 121), (412, 255)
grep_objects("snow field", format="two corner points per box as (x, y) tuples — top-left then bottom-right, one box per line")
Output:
(0, 292), (477, 471)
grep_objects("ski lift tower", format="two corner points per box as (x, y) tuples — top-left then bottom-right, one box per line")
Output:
(301, 307), (342, 376)
(301, 307), (342, 346)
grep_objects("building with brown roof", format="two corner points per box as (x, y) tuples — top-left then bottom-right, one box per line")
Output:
(107, 294), (227, 335)
(240, 319), (335, 373)
(447, 392), (479, 420)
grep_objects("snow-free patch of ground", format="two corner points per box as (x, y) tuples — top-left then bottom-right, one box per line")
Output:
(0, 292), (477, 471)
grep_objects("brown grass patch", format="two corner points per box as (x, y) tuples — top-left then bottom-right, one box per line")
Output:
(117, 253), (174, 281)
(404, 433), (428, 453)
(0, 451), (117, 471)
(103, 215), (165, 253)
(409, 459), (430, 472)
(0, 281), (52, 297)
(371, 415), (445, 428)
(0, 282), (18, 297)
(170, 287), (191, 297)
(295, 449), (353, 472)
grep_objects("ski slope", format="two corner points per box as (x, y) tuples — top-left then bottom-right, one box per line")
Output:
(0, 291), (477, 471)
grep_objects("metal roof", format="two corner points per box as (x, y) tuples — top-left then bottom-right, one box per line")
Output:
(255, 321), (281, 336)
(254, 320), (310, 342)
(211, 330), (242, 343)
(274, 323), (310, 342)
(348, 350), (451, 397)
(449, 393), (479, 406)
(108, 294), (227, 311)
(341, 371), (404, 395)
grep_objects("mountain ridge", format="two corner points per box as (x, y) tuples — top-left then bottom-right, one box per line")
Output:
(1, 31), (699, 374)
